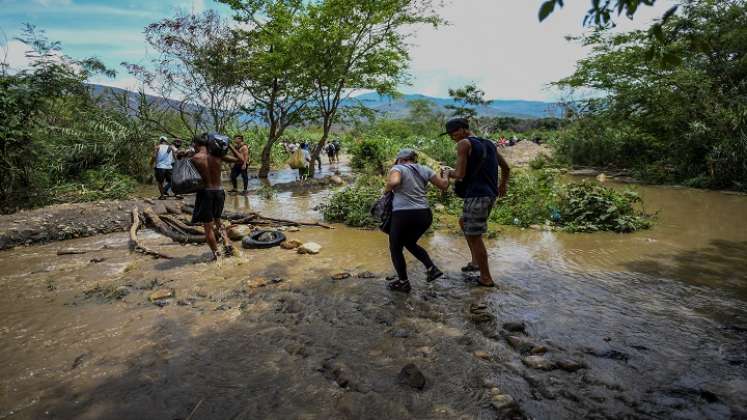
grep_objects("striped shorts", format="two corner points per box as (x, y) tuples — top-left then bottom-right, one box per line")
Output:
(461, 196), (495, 236)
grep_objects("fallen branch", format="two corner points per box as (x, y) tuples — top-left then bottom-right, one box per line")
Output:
(144, 207), (206, 244)
(57, 247), (108, 255)
(129, 208), (172, 259)
(160, 214), (205, 235)
(259, 216), (334, 229)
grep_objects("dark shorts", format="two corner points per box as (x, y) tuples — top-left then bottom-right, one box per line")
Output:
(461, 196), (496, 236)
(154, 168), (172, 183)
(192, 189), (226, 224)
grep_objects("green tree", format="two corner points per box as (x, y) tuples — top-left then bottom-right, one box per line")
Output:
(445, 83), (491, 121)
(126, 11), (246, 136)
(537, 0), (665, 27)
(220, 0), (315, 178)
(555, 0), (747, 190)
(295, 0), (442, 176)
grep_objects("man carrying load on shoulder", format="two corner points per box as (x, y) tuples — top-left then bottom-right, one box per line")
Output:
(442, 118), (510, 287)
(190, 133), (242, 261)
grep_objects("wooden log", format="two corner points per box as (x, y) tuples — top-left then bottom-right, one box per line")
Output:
(143, 206), (206, 244)
(161, 214), (205, 235)
(129, 208), (172, 259)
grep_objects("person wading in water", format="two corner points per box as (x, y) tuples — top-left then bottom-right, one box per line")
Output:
(442, 118), (510, 287)
(385, 149), (450, 293)
(190, 133), (242, 260)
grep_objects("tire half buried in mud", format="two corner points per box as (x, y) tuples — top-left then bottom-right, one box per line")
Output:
(241, 230), (286, 249)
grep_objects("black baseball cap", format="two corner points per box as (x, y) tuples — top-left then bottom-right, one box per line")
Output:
(440, 117), (469, 136)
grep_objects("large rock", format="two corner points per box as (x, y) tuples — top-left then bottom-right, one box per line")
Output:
(329, 175), (345, 186)
(228, 225), (253, 240)
(297, 242), (322, 255)
(398, 363), (426, 390)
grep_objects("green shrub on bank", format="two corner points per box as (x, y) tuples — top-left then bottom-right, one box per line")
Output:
(325, 169), (651, 233)
(490, 169), (561, 227)
(558, 182), (651, 232)
(321, 176), (383, 227)
(51, 167), (136, 203)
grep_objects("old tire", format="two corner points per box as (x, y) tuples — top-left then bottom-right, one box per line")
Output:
(242, 230), (286, 249)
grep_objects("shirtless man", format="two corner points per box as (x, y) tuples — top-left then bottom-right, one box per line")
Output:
(190, 133), (241, 260)
(229, 135), (250, 195)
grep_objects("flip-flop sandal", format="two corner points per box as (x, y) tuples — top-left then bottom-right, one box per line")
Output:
(461, 262), (480, 272)
(463, 274), (495, 288)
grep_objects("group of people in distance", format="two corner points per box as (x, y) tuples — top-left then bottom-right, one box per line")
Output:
(384, 117), (510, 291)
(151, 117), (511, 289)
(280, 139), (342, 181)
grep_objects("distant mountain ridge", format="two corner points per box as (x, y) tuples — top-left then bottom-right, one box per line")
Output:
(89, 84), (560, 121)
(344, 92), (561, 119)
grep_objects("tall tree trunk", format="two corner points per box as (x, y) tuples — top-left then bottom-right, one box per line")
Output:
(309, 116), (332, 178)
(259, 120), (279, 179)
(258, 138), (275, 178)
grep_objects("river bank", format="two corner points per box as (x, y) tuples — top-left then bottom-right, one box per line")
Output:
(0, 174), (746, 419)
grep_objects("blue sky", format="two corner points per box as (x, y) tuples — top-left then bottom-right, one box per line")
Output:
(0, 0), (673, 101)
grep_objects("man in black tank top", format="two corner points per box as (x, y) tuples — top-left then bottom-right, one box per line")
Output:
(442, 118), (510, 287)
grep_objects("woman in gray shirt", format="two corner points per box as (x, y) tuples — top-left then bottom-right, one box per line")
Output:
(384, 149), (449, 293)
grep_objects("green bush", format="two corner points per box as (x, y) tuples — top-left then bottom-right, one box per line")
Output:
(490, 169), (560, 227)
(350, 136), (396, 175)
(321, 175), (383, 227)
(558, 181), (651, 232)
(51, 166), (136, 203)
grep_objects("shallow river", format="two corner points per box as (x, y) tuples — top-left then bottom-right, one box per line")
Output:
(0, 172), (745, 419)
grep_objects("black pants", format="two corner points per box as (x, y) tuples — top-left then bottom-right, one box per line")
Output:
(154, 168), (172, 194)
(389, 208), (434, 281)
(230, 164), (248, 191)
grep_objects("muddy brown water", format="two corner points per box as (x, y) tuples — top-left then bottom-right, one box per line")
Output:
(1, 175), (746, 419)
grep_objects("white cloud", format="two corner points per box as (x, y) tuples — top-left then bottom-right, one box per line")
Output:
(1, 39), (32, 70)
(404, 0), (675, 101)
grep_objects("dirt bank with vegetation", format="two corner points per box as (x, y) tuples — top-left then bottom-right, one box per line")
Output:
(0, 174), (350, 251)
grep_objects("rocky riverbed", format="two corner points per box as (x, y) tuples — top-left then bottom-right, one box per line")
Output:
(0, 178), (745, 419)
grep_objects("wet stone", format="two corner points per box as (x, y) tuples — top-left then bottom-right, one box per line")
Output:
(506, 335), (535, 354)
(331, 272), (351, 280)
(357, 271), (377, 279)
(556, 359), (586, 372)
(398, 363), (426, 390)
(391, 329), (411, 338)
(297, 242), (322, 254)
(228, 225), (252, 240)
(502, 321), (526, 334)
(280, 239), (303, 249)
(530, 345), (548, 355)
(522, 355), (556, 371)
(148, 288), (174, 302)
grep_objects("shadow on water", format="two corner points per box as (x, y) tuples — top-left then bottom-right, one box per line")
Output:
(623, 239), (747, 299)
